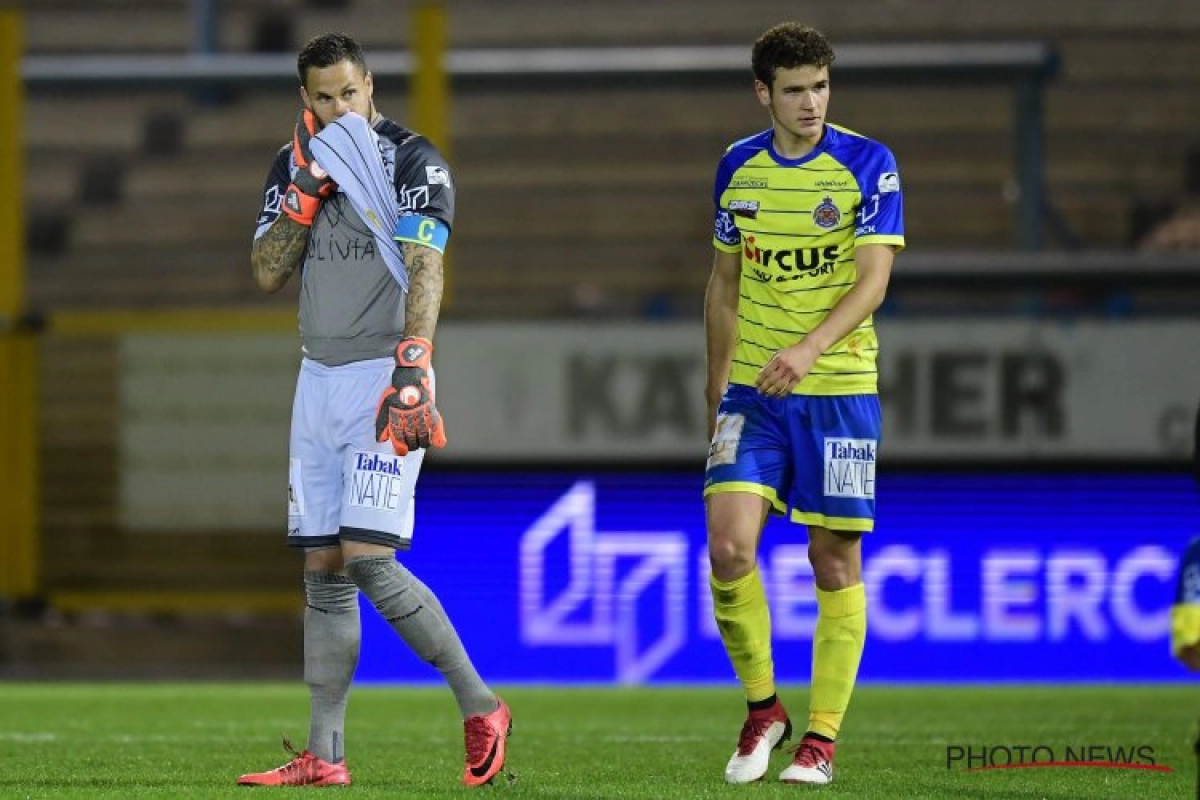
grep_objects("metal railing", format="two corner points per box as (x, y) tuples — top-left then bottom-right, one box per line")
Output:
(23, 40), (1059, 250)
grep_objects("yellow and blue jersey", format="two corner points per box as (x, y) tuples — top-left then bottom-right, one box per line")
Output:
(712, 124), (906, 395)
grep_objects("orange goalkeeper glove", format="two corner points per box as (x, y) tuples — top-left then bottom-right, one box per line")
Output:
(375, 337), (448, 456)
(282, 109), (336, 226)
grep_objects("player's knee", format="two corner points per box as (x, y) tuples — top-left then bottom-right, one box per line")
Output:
(303, 571), (358, 614)
(708, 537), (757, 582)
(808, 539), (862, 591)
(304, 545), (344, 573)
(810, 558), (857, 591)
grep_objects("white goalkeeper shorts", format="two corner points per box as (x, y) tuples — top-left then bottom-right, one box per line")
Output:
(286, 356), (427, 551)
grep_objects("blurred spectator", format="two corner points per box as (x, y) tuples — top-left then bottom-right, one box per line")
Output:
(1139, 146), (1200, 251)
(1139, 203), (1200, 251)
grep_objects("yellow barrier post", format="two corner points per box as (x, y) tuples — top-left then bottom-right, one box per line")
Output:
(409, 1), (453, 307)
(0, 8), (39, 601)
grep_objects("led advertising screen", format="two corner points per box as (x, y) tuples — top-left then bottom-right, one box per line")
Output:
(355, 471), (1197, 684)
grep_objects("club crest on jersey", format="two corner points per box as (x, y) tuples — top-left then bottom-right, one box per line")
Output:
(812, 196), (841, 228)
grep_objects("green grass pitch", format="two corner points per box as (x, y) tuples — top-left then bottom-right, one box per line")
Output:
(0, 683), (1195, 798)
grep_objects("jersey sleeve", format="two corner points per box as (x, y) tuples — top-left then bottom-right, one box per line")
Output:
(393, 138), (455, 232)
(253, 145), (292, 241)
(851, 144), (905, 251)
(711, 150), (741, 253)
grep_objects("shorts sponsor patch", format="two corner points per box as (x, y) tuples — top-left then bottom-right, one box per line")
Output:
(288, 458), (306, 516)
(707, 413), (745, 468)
(823, 437), (876, 499)
(349, 450), (407, 512)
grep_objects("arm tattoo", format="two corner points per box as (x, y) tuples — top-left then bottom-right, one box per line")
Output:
(251, 218), (309, 293)
(402, 242), (444, 340)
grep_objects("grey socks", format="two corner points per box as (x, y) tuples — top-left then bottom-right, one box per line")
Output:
(345, 555), (496, 717)
(303, 571), (361, 763)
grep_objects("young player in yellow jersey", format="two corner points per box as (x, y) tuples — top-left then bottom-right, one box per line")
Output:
(703, 23), (905, 785)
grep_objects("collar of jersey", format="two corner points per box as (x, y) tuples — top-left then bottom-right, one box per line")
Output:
(766, 124), (832, 167)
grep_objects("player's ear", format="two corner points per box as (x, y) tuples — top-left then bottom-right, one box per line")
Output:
(754, 79), (771, 109)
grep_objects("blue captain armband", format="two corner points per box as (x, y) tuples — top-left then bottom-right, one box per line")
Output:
(395, 214), (450, 253)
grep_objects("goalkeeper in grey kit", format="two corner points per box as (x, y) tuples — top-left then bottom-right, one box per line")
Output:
(241, 31), (511, 788)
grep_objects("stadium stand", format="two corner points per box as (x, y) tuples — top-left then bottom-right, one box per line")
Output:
(21, 0), (1200, 315)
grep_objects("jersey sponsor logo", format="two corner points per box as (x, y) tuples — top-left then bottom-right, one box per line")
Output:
(728, 200), (759, 219)
(823, 437), (877, 499)
(812, 196), (842, 228)
(743, 237), (840, 281)
(878, 172), (900, 193)
(304, 234), (378, 264)
(815, 178), (852, 190)
(350, 451), (407, 512)
(730, 177), (768, 189)
(425, 165), (451, 186)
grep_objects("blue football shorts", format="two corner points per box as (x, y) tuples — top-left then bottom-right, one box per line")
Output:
(287, 356), (427, 550)
(704, 383), (881, 532)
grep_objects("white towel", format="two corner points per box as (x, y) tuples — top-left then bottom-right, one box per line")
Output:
(310, 112), (409, 290)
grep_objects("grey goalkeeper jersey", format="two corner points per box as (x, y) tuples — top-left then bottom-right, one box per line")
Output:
(253, 116), (455, 366)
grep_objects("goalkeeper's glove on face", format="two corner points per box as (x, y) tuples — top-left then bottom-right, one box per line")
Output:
(375, 337), (448, 456)
(283, 109), (336, 226)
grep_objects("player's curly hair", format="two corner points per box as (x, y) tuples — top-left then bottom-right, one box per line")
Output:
(751, 23), (835, 87)
(297, 32), (369, 87)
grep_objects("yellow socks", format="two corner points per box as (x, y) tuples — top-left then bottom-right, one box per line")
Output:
(808, 583), (867, 740)
(710, 567), (775, 702)
(712, 570), (868, 733)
